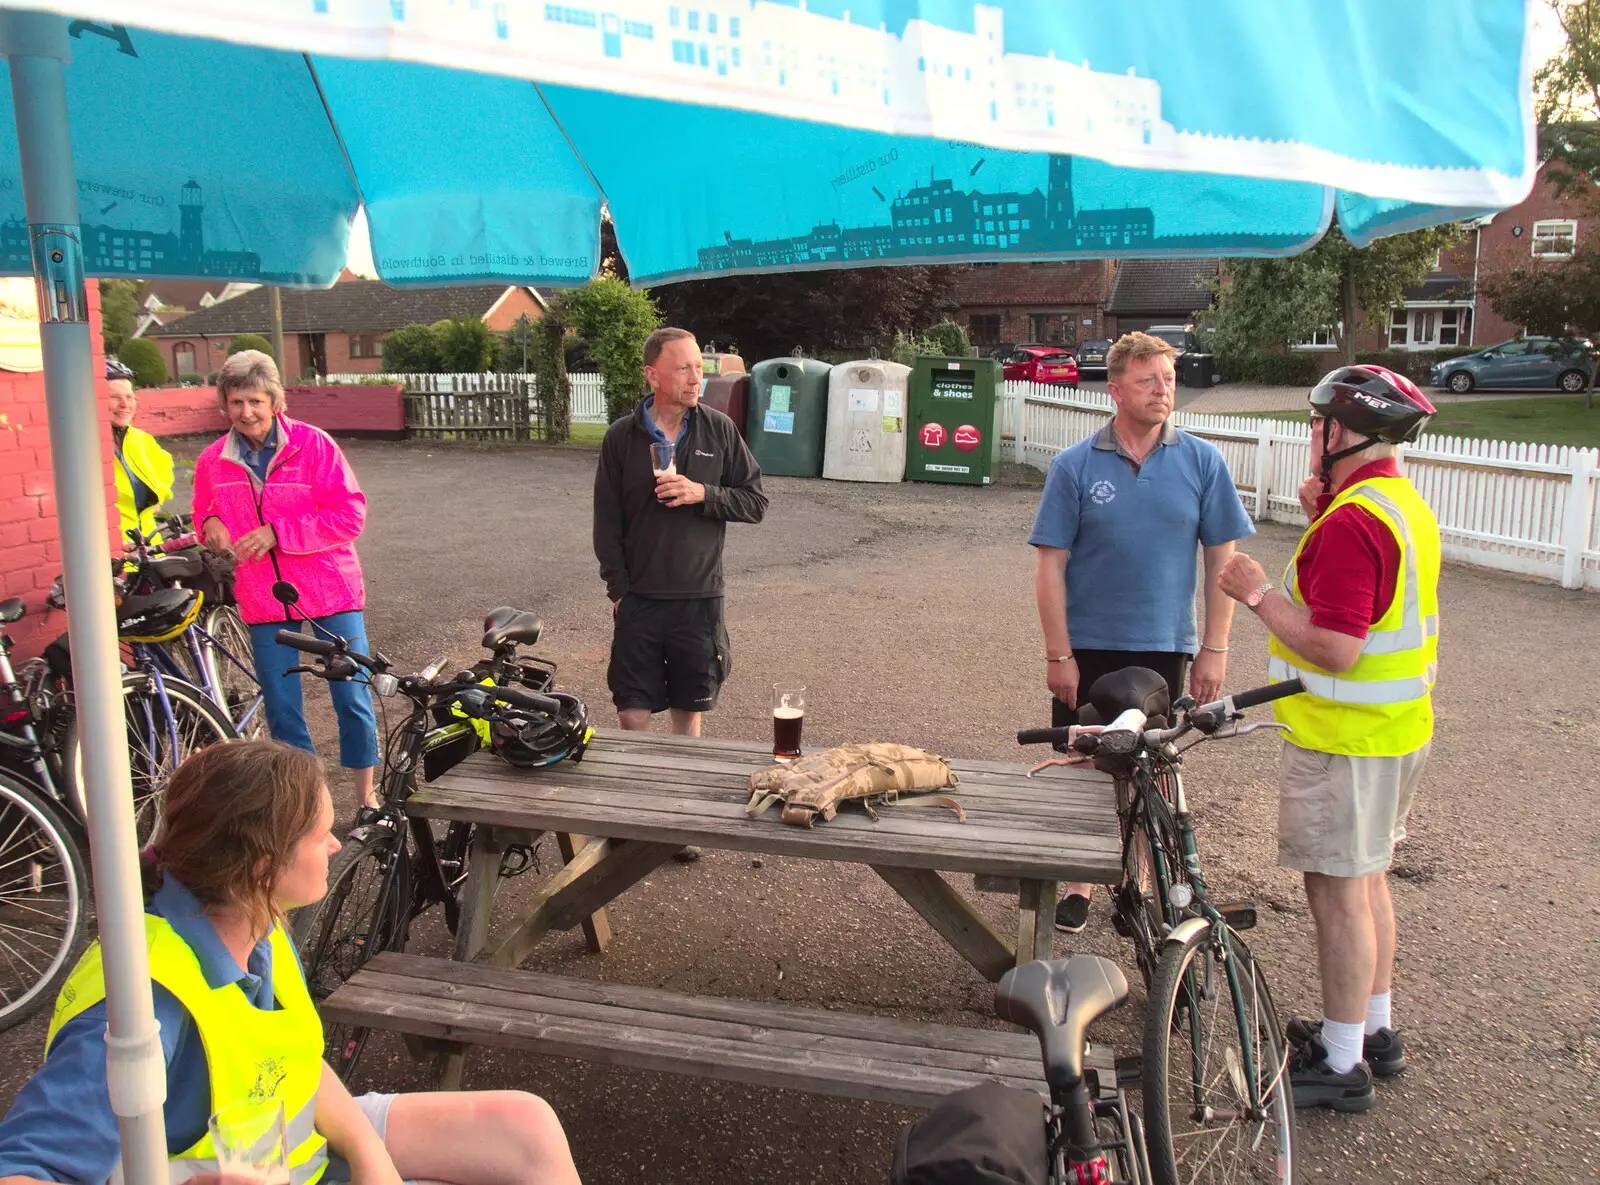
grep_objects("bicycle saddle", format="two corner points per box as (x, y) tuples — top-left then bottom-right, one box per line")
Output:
(1088, 666), (1171, 729)
(994, 955), (1129, 1092)
(482, 606), (542, 650)
(116, 588), (202, 643)
(146, 551), (206, 583)
(0, 597), (23, 624)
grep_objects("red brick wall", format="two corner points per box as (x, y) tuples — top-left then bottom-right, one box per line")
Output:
(137, 384), (405, 438)
(948, 261), (1114, 348)
(0, 282), (119, 659)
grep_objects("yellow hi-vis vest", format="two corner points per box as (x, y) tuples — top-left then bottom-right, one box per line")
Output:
(1268, 475), (1441, 757)
(47, 915), (328, 1185)
(113, 425), (176, 544)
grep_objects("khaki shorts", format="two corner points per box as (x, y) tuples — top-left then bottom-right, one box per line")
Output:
(1277, 741), (1429, 877)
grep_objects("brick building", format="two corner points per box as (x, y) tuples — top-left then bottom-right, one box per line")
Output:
(948, 260), (1115, 350)
(1350, 162), (1595, 354)
(141, 280), (547, 379)
(0, 281), (119, 659)
(1103, 259), (1219, 338)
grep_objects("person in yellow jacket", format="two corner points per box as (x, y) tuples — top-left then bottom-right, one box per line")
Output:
(0, 740), (582, 1185)
(1219, 365), (1440, 1116)
(108, 358), (176, 547)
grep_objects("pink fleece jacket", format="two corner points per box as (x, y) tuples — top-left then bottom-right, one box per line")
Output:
(191, 414), (368, 625)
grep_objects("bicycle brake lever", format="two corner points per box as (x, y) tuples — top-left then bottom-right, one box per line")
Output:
(1215, 721), (1293, 739)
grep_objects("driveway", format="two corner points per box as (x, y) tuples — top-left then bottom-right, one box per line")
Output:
(2, 440), (1593, 1184)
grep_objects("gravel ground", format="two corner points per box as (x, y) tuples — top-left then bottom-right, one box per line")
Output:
(3, 438), (1595, 1184)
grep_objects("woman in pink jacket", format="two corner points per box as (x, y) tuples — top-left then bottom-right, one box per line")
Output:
(192, 351), (379, 808)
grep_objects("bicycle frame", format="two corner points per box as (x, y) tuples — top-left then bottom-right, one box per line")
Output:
(134, 621), (263, 736)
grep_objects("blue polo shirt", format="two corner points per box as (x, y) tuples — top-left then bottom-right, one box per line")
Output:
(640, 396), (690, 445)
(0, 875), (281, 1185)
(234, 419), (280, 484)
(1028, 420), (1254, 653)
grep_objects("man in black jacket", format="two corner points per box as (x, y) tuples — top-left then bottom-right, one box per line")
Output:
(594, 327), (767, 744)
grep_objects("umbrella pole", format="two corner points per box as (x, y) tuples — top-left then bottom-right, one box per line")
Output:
(0, 13), (168, 1185)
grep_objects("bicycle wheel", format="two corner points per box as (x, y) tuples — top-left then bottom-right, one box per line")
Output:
(1143, 924), (1294, 1185)
(197, 607), (265, 739)
(291, 832), (409, 1080)
(0, 772), (88, 1032)
(64, 673), (239, 846)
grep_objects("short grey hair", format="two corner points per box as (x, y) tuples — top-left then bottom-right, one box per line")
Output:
(215, 350), (286, 413)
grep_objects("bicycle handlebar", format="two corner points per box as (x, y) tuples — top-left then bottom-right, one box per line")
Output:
(1224, 677), (1304, 712)
(1016, 678), (1304, 750)
(275, 630), (338, 657)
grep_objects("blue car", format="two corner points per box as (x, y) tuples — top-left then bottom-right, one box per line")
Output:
(1429, 336), (1599, 394)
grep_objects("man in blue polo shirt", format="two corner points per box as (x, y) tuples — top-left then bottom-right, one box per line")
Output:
(1030, 331), (1254, 932)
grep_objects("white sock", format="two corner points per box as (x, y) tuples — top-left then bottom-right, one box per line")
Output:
(1320, 1018), (1365, 1075)
(1365, 991), (1392, 1036)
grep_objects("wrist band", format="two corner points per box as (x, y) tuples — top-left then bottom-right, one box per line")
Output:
(1047, 654), (1075, 663)
(1199, 644), (1229, 654)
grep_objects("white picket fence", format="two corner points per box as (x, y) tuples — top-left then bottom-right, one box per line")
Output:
(323, 371), (609, 423)
(1000, 381), (1600, 591)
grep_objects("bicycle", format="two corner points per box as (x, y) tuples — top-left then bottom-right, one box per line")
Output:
(118, 519), (265, 740)
(284, 606), (580, 1079)
(0, 601), (93, 1032)
(1017, 674), (1304, 1185)
(24, 578), (238, 847)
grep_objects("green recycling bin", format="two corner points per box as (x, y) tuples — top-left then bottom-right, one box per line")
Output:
(747, 357), (832, 477)
(906, 355), (1003, 485)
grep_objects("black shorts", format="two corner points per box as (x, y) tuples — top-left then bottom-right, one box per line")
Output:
(1050, 649), (1190, 738)
(608, 594), (730, 714)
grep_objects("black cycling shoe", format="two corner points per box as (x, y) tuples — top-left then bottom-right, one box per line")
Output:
(1289, 1038), (1375, 1112)
(1054, 893), (1091, 934)
(1287, 1016), (1407, 1078)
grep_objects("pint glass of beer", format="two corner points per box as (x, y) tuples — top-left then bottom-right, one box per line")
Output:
(772, 683), (805, 762)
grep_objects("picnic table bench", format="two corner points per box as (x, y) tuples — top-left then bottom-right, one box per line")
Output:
(322, 730), (1123, 1101)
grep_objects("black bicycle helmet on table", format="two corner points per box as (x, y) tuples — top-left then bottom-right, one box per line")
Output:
(489, 690), (592, 768)
(1307, 364), (1435, 489)
(106, 358), (136, 383)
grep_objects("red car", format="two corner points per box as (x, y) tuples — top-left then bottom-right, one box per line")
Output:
(1001, 345), (1079, 385)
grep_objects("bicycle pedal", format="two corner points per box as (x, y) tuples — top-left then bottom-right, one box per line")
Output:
(1215, 901), (1258, 931)
(1114, 1055), (1142, 1090)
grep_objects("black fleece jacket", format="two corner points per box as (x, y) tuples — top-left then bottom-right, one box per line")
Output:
(593, 401), (767, 600)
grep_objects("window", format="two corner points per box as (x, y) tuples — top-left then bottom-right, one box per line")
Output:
(968, 314), (1002, 345)
(706, 12), (716, 33)
(1532, 219), (1577, 258)
(1388, 307), (1408, 347)
(1438, 308), (1467, 347)
(686, 10), (698, 30)
(1029, 313), (1074, 346)
(1293, 326), (1337, 350)
(174, 344), (196, 375)
(348, 333), (381, 359)
(970, 262), (999, 269)
(729, 16), (739, 36)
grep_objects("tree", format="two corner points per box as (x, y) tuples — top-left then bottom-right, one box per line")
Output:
(650, 266), (956, 364)
(433, 316), (499, 372)
(554, 276), (661, 421)
(117, 337), (168, 388)
(227, 333), (273, 356)
(380, 323), (443, 373)
(1203, 223), (1464, 368)
(99, 279), (141, 357)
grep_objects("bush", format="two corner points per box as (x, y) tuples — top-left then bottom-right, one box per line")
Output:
(117, 338), (167, 388)
(1352, 347), (1477, 386)
(921, 319), (971, 358)
(178, 372), (204, 387)
(206, 370), (219, 384)
(227, 333), (273, 357)
(433, 316), (499, 373)
(1213, 351), (1324, 387)
(381, 323), (443, 373)
(554, 277), (662, 421)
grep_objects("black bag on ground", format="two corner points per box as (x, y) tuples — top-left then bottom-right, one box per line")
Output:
(890, 1083), (1049, 1185)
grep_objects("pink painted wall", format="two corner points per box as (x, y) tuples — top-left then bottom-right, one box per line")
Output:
(138, 384), (405, 438)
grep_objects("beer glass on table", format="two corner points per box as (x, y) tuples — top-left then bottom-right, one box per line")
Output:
(651, 441), (676, 477)
(772, 683), (805, 762)
(208, 1098), (290, 1185)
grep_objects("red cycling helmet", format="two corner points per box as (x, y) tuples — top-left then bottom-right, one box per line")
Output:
(1309, 365), (1435, 444)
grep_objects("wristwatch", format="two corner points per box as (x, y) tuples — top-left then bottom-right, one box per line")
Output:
(1245, 582), (1273, 610)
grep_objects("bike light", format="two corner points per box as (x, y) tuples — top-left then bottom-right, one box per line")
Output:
(2, 709), (27, 724)
(369, 673), (399, 698)
(1169, 882), (1193, 909)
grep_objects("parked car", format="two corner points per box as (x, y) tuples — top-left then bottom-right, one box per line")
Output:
(1429, 336), (1600, 393)
(1001, 345), (1079, 385)
(1076, 339), (1111, 376)
(1145, 323), (1207, 354)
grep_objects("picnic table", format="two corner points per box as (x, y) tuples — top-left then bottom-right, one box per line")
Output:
(323, 729), (1124, 1103)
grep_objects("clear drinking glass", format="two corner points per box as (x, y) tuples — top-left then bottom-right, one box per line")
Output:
(208, 1098), (290, 1185)
(772, 683), (806, 762)
(651, 441), (676, 476)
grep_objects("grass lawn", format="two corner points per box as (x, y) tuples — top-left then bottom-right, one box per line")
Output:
(565, 421), (607, 447)
(1243, 396), (1600, 450)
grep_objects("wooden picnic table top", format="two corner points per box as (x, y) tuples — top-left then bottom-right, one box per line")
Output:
(411, 730), (1122, 883)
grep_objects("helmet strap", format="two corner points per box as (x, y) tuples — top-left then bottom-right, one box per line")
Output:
(1319, 416), (1378, 493)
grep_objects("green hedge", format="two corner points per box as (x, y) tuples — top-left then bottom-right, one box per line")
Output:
(116, 338), (168, 388)
(1215, 352), (1324, 387)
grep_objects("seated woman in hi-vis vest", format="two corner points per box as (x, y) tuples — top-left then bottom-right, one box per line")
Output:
(0, 740), (581, 1185)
